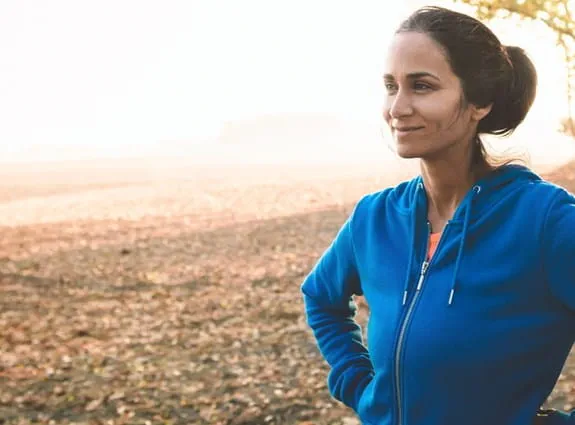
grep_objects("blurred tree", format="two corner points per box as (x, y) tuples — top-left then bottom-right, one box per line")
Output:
(454, 0), (575, 136)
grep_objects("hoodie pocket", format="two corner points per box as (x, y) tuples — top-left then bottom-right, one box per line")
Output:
(356, 375), (375, 418)
(357, 376), (392, 425)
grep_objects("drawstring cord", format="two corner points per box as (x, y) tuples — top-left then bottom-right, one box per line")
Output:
(401, 182), (424, 306)
(401, 182), (481, 307)
(447, 185), (481, 306)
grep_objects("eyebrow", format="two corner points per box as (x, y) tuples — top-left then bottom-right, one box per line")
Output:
(383, 72), (440, 81)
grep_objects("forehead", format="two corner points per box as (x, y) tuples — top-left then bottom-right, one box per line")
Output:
(384, 32), (455, 80)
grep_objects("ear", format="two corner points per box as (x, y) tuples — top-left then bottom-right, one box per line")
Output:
(471, 103), (493, 122)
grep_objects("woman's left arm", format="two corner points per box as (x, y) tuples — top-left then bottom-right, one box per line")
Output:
(541, 187), (575, 423)
(543, 188), (575, 311)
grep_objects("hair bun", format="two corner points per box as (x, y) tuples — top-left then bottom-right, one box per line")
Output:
(479, 45), (537, 135)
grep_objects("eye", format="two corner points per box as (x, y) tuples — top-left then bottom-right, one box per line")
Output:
(384, 82), (398, 93)
(413, 81), (432, 92)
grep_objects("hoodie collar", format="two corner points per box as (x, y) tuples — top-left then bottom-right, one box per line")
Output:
(401, 164), (540, 307)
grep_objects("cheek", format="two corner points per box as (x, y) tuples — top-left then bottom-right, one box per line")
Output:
(422, 99), (464, 131)
(382, 99), (392, 123)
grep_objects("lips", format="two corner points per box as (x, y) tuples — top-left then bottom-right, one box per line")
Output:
(394, 126), (424, 132)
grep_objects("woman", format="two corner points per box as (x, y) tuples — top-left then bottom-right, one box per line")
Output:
(301, 6), (575, 425)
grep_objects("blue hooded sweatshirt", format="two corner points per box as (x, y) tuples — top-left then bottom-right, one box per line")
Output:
(301, 165), (575, 425)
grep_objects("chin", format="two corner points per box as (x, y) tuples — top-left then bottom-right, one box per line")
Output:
(396, 151), (421, 159)
(395, 144), (424, 159)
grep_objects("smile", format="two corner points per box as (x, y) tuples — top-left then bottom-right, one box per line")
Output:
(394, 126), (424, 132)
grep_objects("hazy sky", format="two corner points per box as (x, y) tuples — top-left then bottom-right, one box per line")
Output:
(0, 0), (573, 163)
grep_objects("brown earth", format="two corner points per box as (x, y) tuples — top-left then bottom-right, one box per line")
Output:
(0, 159), (574, 425)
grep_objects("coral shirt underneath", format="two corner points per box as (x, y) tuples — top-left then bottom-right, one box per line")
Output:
(428, 232), (442, 260)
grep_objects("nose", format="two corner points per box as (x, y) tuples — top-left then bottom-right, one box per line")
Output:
(387, 89), (414, 119)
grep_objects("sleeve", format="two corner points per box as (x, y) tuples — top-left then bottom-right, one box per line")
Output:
(300, 201), (374, 412)
(534, 409), (575, 424)
(541, 188), (575, 423)
(542, 188), (575, 311)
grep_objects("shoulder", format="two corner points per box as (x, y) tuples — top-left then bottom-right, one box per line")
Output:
(493, 165), (575, 209)
(529, 178), (575, 210)
(536, 179), (575, 227)
(511, 176), (575, 237)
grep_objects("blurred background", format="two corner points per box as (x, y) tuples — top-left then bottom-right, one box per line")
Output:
(2, 0), (575, 169)
(1, 1), (575, 424)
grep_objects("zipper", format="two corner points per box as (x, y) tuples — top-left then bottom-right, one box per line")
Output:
(394, 221), (449, 425)
(394, 260), (428, 425)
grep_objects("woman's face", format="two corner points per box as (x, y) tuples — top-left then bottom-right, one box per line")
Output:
(383, 32), (490, 160)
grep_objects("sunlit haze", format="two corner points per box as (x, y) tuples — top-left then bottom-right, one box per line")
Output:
(1, 0), (574, 166)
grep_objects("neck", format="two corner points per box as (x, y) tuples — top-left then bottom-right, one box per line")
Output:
(420, 140), (490, 225)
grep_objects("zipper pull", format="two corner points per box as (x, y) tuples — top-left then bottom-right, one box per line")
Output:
(416, 261), (429, 291)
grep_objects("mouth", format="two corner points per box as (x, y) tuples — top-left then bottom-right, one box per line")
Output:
(394, 126), (424, 133)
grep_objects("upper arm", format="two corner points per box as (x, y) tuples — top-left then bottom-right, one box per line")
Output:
(301, 199), (365, 308)
(542, 188), (575, 311)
